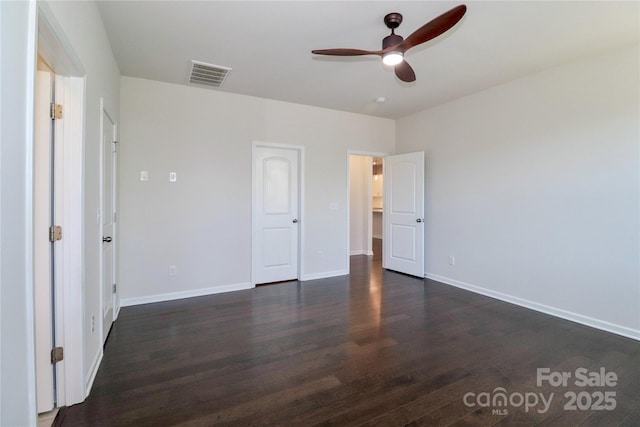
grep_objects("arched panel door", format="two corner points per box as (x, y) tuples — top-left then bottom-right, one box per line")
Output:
(383, 152), (424, 278)
(253, 146), (300, 284)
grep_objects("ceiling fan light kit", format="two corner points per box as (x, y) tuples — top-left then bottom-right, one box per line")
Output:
(311, 4), (467, 82)
(382, 51), (403, 66)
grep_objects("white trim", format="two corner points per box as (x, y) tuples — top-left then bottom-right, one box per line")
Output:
(112, 122), (120, 321)
(36, 3), (86, 407)
(98, 99), (117, 345)
(301, 269), (348, 282)
(58, 76), (85, 406)
(350, 250), (374, 256)
(37, 2), (85, 77)
(98, 97), (105, 346)
(299, 147), (306, 280)
(25, 1), (39, 422)
(251, 141), (305, 286)
(426, 273), (640, 341)
(346, 150), (389, 274)
(84, 347), (102, 397)
(0, 3), (3, 416)
(121, 282), (255, 307)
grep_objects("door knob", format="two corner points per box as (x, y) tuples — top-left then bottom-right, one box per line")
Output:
(416, 218), (423, 223)
(292, 219), (298, 223)
(103, 236), (112, 243)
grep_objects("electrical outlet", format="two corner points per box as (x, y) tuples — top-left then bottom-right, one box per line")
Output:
(169, 265), (177, 276)
(448, 255), (455, 266)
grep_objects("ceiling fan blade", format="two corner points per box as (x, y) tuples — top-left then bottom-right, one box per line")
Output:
(395, 60), (416, 82)
(312, 48), (382, 57)
(398, 4), (467, 52)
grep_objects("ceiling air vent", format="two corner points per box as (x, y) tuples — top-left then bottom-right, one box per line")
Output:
(188, 60), (231, 88)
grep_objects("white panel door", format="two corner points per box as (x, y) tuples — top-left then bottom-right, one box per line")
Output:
(253, 146), (299, 284)
(383, 152), (425, 277)
(35, 70), (55, 413)
(102, 111), (116, 342)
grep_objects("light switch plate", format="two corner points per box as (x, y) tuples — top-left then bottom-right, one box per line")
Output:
(169, 172), (177, 182)
(140, 171), (148, 181)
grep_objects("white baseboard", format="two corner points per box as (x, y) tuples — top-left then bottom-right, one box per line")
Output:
(350, 250), (374, 256)
(121, 282), (254, 307)
(85, 347), (103, 397)
(113, 302), (121, 320)
(425, 273), (640, 341)
(301, 269), (348, 281)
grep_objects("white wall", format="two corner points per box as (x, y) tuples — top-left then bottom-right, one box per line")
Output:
(44, 0), (121, 394)
(372, 211), (383, 240)
(349, 155), (372, 256)
(119, 77), (394, 303)
(396, 44), (640, 338)
(0, 1), (38, 424)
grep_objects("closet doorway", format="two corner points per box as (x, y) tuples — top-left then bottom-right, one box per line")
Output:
(348, 154), (384, 266)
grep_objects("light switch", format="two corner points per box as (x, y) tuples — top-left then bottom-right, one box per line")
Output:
(140, 171), (148, 181)
(169, 172), (177, 182)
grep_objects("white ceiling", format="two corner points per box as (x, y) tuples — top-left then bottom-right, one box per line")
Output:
(97, 1), (639, 119)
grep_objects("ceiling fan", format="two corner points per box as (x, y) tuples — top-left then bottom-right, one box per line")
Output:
(311, 5), (467, 83)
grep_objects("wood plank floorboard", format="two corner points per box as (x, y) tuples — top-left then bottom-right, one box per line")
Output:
(62, 239), (640, 426)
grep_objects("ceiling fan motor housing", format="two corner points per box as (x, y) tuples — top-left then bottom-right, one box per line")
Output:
(383, 13), (404, 50)
(383, 33), (404, 50)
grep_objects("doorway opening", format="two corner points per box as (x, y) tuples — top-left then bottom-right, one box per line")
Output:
(372, 157), (384, 254)
(348, 151), (425, 278)
(34, 56), (57, 415)
(35, 1), (87, 413)
(348, 154), (384, 265)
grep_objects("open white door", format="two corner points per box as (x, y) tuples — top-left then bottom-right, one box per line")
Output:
(253, 145), (300, 284)
(383, 152), (425, 277)
(35, 70), (55, 413)
(101, 109), (117, 342)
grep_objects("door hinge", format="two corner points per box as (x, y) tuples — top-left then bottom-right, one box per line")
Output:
(50, 103), (63, 120)
(112, 283), (117, 294)
(49, 225), (62, 242)
(51, 347), (64, 364)
(112, 140), (118, 152)
(113, 212), (117, 223)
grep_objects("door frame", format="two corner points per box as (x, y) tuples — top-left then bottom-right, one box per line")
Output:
(99, 99), (118, 344)
(36, 2), (86, 407)
(251, 141), (305, 285)
(346, 150), (389, 274)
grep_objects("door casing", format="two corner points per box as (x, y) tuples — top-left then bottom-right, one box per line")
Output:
(100, 103), (118, 343)
(35, 2), (87, 408)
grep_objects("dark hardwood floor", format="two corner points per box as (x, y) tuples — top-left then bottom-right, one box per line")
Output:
(61, 239), (639, 426)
